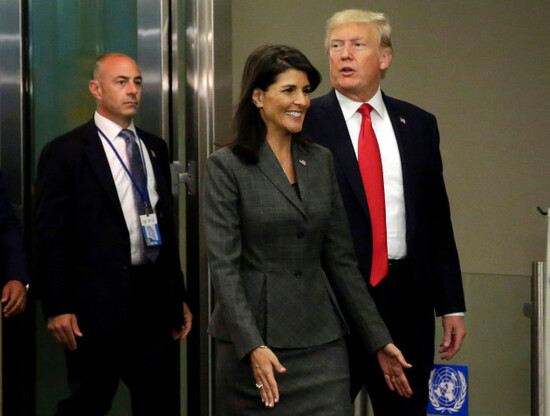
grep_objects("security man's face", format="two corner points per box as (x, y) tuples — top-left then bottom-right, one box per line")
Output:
(89, 55), (142, 128)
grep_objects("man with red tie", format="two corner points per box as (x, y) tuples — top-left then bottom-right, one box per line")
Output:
(303, 9), (466, 416)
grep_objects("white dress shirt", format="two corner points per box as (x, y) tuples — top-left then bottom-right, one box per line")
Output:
(94, 112), (159, 265)
(335, 88), (407, 259)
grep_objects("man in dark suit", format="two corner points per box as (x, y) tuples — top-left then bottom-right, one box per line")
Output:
(35, 53), (192, 415)
(0, 169), (29, 318)
(303, 9), (466, 416)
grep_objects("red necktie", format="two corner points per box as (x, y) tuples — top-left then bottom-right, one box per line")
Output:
(357, 104), (388, 286)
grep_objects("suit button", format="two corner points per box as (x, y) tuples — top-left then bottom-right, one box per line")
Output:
(294, 271), (303, 278)
(297, 231), (305, 239)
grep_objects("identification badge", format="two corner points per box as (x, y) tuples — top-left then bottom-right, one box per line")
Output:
(140, 213), (162, 246)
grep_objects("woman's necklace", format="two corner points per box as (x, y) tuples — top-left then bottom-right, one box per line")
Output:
(280, 155), (292, 174)
(266, 136), (292, 176)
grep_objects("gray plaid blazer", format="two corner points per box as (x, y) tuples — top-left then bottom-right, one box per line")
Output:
(203, 139), (391, 360)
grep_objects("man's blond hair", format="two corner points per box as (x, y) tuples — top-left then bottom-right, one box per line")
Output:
(324, 9), (392, 55)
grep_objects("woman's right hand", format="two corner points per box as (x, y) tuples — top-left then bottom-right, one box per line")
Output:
(376, 343), (413, 398)
(250, 346), (287, 407)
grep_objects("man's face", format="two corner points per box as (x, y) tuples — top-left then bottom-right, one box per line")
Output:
(89, 55), (142, 127)
(328, 22), (391, 102)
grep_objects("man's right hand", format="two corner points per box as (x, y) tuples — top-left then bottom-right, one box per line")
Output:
(47, 313), (83, 351)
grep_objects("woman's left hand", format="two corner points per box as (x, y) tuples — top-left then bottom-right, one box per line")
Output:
(376, 343), (413, 398)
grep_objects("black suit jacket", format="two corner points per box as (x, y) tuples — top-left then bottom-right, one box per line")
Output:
(35, 119), (186, 337)
(0, 170), (29, 286)
(303, 90), (465, 368)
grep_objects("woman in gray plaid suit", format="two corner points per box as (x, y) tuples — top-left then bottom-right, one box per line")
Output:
(203, 45), (412, 415)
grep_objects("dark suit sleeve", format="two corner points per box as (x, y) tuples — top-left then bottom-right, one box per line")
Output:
(0, 170), (29, 285)
(203, 152), (265, 360)
(34, 141), (75, 318)
(320, 150), (393, 355)
(428, 119), (465, 316)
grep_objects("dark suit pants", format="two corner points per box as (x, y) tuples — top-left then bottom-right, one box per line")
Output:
(350, 260), (434, 416)
(55, 265), (180, 416)
(364, 361), (431, 416)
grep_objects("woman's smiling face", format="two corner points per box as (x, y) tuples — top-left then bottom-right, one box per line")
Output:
(253, 68), (312, 138)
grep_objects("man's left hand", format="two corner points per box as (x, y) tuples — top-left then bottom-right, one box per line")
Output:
(1, 280), (27, 318)
(172, 302), (193, 340)
(439, 315), (466, 360)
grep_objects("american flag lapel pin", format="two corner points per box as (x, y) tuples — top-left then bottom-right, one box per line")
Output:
(299, 159), (306, 166)
(400, 116), (407, 124)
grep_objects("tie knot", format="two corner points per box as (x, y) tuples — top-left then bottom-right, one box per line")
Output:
(357, 103), (373, 118)
(119, 129), (136, 142)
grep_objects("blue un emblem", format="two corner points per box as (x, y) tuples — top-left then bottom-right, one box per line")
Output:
(428, 364), (468, 415)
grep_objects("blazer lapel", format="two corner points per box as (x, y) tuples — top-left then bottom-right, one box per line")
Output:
(382, 93), (412, 193)
(293, 142), (309, 207)
(318, 90), (370, 217)
(382, 92), (419, 233)
(256, 140), (306, 216)
(83, 121), (126, 219)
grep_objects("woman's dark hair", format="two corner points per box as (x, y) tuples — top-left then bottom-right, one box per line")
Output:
(231, 45), (321, 163)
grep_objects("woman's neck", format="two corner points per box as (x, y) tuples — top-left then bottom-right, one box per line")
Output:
(266, 132), (292, 157)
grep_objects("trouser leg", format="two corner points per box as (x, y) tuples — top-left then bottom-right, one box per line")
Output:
(55, 338), (120, 416)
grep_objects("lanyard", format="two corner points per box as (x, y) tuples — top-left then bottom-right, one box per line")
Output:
(97, 127), (152, 213)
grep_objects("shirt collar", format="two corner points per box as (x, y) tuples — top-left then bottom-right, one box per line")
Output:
(94, 111), (137, 140)
(334, 87), (386, 121)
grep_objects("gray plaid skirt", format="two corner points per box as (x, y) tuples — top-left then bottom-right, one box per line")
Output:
(214, 337), (353, 416)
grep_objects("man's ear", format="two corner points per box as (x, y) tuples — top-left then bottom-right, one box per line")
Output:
(252, 88), (263, 108)
(379, 49), (392, 71)
(89, 80), (101, 100)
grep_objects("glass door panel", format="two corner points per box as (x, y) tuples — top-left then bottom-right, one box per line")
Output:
(29, 0), (138, 170)
(29, 1), (138, 414)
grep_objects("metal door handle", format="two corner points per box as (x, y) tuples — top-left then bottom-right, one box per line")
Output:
(171, 160), (197, 197)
